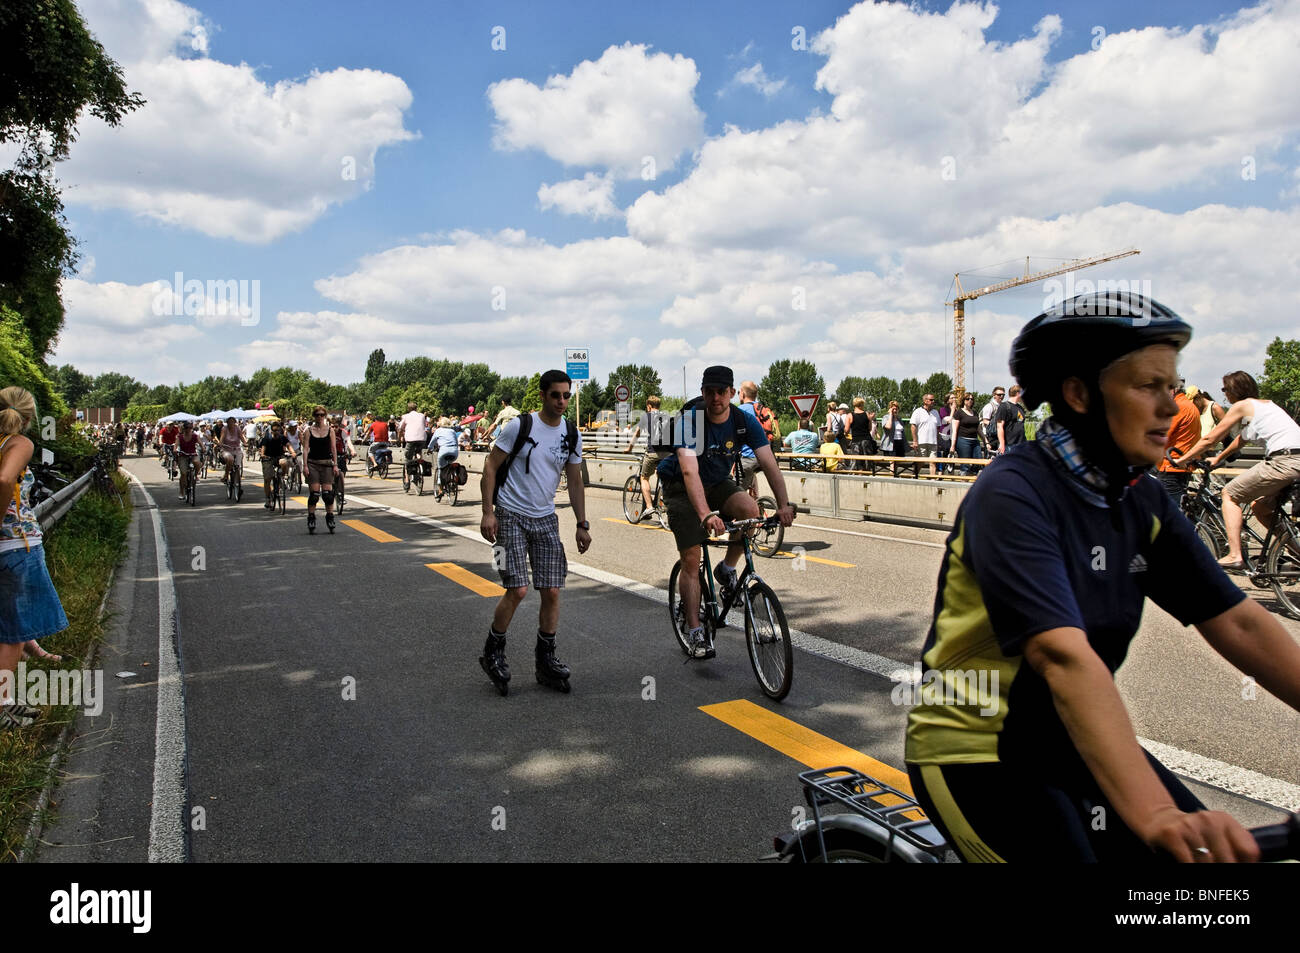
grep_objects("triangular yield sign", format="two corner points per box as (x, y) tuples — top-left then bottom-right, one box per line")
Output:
(788, 394), (820, 416)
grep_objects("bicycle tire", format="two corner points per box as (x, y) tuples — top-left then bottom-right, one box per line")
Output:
(447, 476), (458, 506)
(623, 475), (646, 524)
(415, 468), (423, 496)
(402, 465), (411, 493)
(667, 560), (716, 657)
(227, 473), (235, 501)
(753, 496), (784, 557)
(785, 829), (900, 864)
(1266, 527), (1300, 620)
(743, 581), (793, 701)
(1194, 519), (1226, 559)
(378, 460), (389, 480)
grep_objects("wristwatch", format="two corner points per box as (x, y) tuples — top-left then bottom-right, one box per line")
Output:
(576, 521), (590, 530)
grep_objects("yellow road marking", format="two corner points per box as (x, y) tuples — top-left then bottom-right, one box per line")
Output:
(292, 496), (308, 505)
(341, 519), (401, 543)
(700, 699), (919, 815)
(603, 516), (668, 532)
(426, 562), (504, 597)
(776, 551), (856, 568)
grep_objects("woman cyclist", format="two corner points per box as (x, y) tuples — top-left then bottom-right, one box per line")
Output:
(430, 416), (460, 501)
(904, 292), (1300, 863)
(303, 406), (340, 534)
(218, 415), (244, 498)
(1173, 370), (1300, 571)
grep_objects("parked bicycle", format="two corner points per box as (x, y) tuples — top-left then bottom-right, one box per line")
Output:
(668, 512), (794, 701)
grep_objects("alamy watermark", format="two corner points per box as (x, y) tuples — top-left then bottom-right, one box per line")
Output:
(2, 662), (103, 715)
(1042, 273), (1154, 325)
(152, 271), (260, 326)
(890, 662), (998, 717)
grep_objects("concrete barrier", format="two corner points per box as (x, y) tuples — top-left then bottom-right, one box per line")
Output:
(461, 450), (965, 530)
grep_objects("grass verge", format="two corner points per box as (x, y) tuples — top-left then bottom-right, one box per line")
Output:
(0, 472), (131, 860)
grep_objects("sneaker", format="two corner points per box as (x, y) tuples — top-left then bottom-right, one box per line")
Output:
(688, 626), (715, 660)
(656, 511), (670, 530)
(715, 560), (738, 599)
(265, 500), (274, 510)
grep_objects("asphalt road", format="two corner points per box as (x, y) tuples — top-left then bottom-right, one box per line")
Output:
(32, 452), (1300, 862)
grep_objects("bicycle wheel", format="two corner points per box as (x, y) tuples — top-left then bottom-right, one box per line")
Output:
(415, 467), (423, 496)
(743, 581), (793, 700)
(227, 471), (235, 501)
(378, 459), (389, 480)
(447, 476), (459, 506)
(667, 560), (715, 657)
(402, 463), (411, 493)
(1266, 527), (1300, 620)
(753, 496), (784, 557)
(335, 475), (346, 514)
(1194, 518), (1227, 559)
(623, 475), (646, 524)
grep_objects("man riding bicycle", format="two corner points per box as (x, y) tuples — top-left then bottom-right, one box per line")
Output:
(626, 395), (671, 527)
(258, 422), (297, 510)
(660, 365), (795, 659)
(397, 402), (428, 479)
(904, 292), (1300, 863)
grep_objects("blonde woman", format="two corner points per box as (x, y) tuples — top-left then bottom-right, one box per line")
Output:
(0, 387), (69, 727)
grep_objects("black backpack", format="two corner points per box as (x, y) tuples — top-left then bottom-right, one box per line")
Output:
(492, 413), (579, 506)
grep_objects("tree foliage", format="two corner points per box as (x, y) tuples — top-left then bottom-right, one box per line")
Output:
(1260, 337), (1300, 420)
(759, 360), (825, 408)
(0, 0), (144, 358)
(607, 364), (663, 409)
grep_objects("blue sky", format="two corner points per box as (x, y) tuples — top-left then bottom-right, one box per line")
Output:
(45, 0), (1300, 398)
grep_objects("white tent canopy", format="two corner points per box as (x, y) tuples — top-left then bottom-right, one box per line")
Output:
(157, 412), (200, 423)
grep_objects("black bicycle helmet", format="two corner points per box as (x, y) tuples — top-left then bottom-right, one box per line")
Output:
(1010, 292), (1191, 411)
(1009, 291), (1192, 505)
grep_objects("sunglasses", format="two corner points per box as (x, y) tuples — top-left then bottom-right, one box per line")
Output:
(548, 391), (572, 400)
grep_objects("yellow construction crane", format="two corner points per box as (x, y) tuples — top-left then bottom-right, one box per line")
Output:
(947, 247), (1141, 394)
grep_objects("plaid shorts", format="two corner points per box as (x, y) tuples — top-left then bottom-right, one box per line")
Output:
(493, 506), (567, 590)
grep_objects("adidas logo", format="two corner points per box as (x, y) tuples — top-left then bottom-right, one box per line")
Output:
(1128, 554), (1148, 573)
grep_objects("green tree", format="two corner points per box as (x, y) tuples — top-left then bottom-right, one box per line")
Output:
(608, 364), (662, 409)
(364, 348), (387, 385)
(1260, 337), (1300, 420)
(0, 0), (144, 356)
(84, 371), (142, 409)
(922, 372), (954, 400)
(521, 373), (542, 413)
(578, 377), (608, 424)
(0, 305), (65, 418)
(898, 377), (925, 412)
(759, 360), (825, 407)
(51, 362), (92, 407)
(859, 376), (901, 413)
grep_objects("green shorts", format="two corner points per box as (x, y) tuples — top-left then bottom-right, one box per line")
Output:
(663, 478), (746, 552)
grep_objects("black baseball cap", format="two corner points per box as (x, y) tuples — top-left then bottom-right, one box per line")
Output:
(701, 365), (734, 389)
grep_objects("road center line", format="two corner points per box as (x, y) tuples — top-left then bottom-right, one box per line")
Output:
(342, 519), (401, 542)
(427, 562), (504, 597)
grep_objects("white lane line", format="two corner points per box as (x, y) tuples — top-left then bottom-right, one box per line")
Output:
(791, 523), (947, 549)
(124, 471), (187, 862)
(347, 493), (1300, 811)
(1136, 738), (1300, 812)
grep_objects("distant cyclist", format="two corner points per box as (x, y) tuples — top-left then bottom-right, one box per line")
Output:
(430, 416), (460, 501)
(175, 421), (201, 501)
(904, 292), (1300, 863)
(659, 366), (794, 659)
(626, 395), (670, 525)
(258, 422), (297, 510)
(218, 415), (244, 495)
(397, 402), (428, 480)
(1173, 370), (1300, 570)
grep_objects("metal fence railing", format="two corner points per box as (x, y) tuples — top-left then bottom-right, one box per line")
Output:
(32, 470), (94, 532)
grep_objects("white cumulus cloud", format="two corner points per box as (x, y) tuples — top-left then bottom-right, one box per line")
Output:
(538, 173), (621, 219)
(59, 0), (418, 242)
(487, 43), (705, 178)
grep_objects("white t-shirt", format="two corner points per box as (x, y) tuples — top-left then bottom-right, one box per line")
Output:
(980, 399), (999, 423)
(1242, 400), (1300, 455)
(400, 411), (428, 442)
(910, 407), (939, 444)
(244, 422), (257, 441)
(494, 413), (582, 518)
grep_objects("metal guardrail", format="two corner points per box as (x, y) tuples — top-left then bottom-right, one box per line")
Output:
(32, 470), (94, 532)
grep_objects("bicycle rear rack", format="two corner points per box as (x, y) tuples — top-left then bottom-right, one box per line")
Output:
(798, 766), (948, 859)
